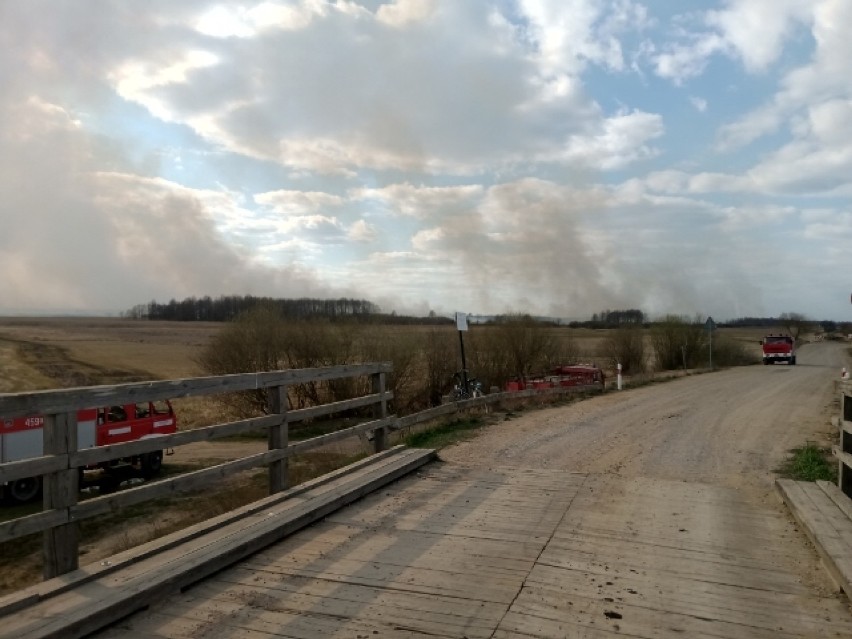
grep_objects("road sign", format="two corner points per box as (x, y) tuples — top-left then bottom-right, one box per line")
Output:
(705, 316), (716, 332)
(455, 312), (469, 332)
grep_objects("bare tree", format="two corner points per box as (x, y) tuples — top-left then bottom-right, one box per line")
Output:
(477, 314), (557, 381)
(603, 325), (646, 374)
(649, 315), (706, 371)
(778, 312), (811, 342)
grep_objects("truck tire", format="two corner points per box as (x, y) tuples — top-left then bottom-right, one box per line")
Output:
(140, 450), (164, 479)
(791, 357), (797, 365)
(9, 477), (41, 504)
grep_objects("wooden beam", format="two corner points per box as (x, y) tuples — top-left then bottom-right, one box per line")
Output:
(267, 384), (289, 494)
(42, 411), (79, 579)
(0, 363), (392, 418)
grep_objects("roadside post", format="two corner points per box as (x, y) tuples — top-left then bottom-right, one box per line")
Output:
(455, 312), (470, 395)
(617, 362), (622, 390)
(705, 316), (717, 369)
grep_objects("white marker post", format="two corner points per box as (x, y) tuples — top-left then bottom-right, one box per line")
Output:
(617, 362), (622, 390)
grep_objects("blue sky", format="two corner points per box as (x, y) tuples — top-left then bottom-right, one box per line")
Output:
(1, 0), (851, 321)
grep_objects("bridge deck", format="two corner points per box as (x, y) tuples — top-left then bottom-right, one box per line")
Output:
(91, 462), (852, 638)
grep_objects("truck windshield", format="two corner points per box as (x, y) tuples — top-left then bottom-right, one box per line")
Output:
(765, 336), (792, 344)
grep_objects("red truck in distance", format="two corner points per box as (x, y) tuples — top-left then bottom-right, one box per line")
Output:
(761, 334), (796, 365)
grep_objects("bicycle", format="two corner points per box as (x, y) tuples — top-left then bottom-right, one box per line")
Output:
(450, 371), (484, 401)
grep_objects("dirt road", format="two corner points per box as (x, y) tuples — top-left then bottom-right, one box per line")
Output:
(86, 341), (852, 638)
(443, 340), (845, 495)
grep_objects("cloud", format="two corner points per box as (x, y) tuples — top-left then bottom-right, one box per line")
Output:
(705, 0), (812, 73)
(0, 92), (330, 313)
(254, 190), (345, 215)
(650, 1), (812, 84)
(92, 1), (661, 176)
(2, 1), (850, 321)
(689, 96), (708, 112)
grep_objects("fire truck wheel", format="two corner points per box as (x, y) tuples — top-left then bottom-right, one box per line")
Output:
(9, 477), (41, 504)
(141, 451), (163, 479)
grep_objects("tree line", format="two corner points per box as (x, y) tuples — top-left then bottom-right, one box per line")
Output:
(123, 295), (383, 322)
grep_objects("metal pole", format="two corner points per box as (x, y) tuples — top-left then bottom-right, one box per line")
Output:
(709, 330), (713, 370)
(458, 329), (469, 395)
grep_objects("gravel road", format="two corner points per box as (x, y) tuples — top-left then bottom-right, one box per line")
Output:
(442, 340), (847, 497)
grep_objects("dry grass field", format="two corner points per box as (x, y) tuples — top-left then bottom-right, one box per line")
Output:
(0, 316), (770, 398)
(0, 316), (771, 596)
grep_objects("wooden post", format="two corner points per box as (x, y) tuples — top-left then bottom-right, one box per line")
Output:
(372, 372), (388, 453)
(841, 390), (852, 498)
(42, 411), (79, 579)
(267, 384), (289, 494)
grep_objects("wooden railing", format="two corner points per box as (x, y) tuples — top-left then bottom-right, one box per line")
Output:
(0, 367), (600, 582)
(836, 380), (852, 497)
(0, 364), (393, 579)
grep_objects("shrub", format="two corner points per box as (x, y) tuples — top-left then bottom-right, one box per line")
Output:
(650, 315), (707, 371)
(603, 326), (645, 374)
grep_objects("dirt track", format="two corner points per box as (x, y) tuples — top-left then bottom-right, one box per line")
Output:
(443, 341), (844, 492)
(439, 340), (852, 605)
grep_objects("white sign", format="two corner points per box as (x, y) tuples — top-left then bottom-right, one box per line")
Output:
(455, 312), (469, 331)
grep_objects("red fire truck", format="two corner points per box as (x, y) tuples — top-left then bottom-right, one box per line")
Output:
(761, 333), (796, 365)
(1, 400), (177, 504)
(504, 365), (606, 391)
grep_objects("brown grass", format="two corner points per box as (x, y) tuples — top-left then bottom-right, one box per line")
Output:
(0, 316), (769, 595)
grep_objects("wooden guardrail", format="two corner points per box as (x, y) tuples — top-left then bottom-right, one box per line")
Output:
(836, 380), (852, 497)
(0, 369), (600, 584)
(0, 364), (393, 579)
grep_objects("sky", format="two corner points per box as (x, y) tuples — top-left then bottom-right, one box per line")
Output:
(1, 0), (851, 322)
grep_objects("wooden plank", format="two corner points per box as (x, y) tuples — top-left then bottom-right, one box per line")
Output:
(371, 371), (387, 453)
(118, 588), (504, 639)
(0, 447), (412, 617)
(0, 509), (70, 544)
(833, 446), (852, 471)
(818, 480), (852, 520)
(777, 478), (852, 593)
(0, 363), (392, 418)
(4, 447), (436, 639)
(288, 391), (392, 423)
(71, 413), (286, 467)
(0, 454), (66, 484)
(267, 384), (289, 494)
(286, 416), (396, 455)
(41, 412), (78, 579)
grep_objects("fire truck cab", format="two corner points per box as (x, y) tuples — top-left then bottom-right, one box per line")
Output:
(1, 400), (177, 504)
(761, 334), (796, 365)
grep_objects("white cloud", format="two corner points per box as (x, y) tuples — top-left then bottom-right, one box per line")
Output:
(706, 0), (812, 72)
(255, 190), (345, 214)
(376, 0), (437, 27)
(689, 96), (708, 112)
(2, 1), (851, 319)
(348, 219), (378, 242)
(652, 33), (726, 84)
(352, 183), (483, 217)
(560, 109), (664, 169)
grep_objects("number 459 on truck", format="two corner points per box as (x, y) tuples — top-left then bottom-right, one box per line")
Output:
(1, 400), (177, 504)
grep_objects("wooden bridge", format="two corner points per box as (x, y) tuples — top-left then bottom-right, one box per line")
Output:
(2, 367), (852, 638)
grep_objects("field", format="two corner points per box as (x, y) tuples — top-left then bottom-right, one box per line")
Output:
(0, 316), (770, 398)
(0, 316), (774, 595)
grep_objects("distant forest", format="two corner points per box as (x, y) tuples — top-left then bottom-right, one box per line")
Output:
(123, 296), (841, 332)
(123, 295), (453, 324)
(125, 296), (383, 322)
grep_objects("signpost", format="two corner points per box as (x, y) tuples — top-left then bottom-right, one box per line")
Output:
(705, 316), (716, 369)
(455, 312), (470, 395)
